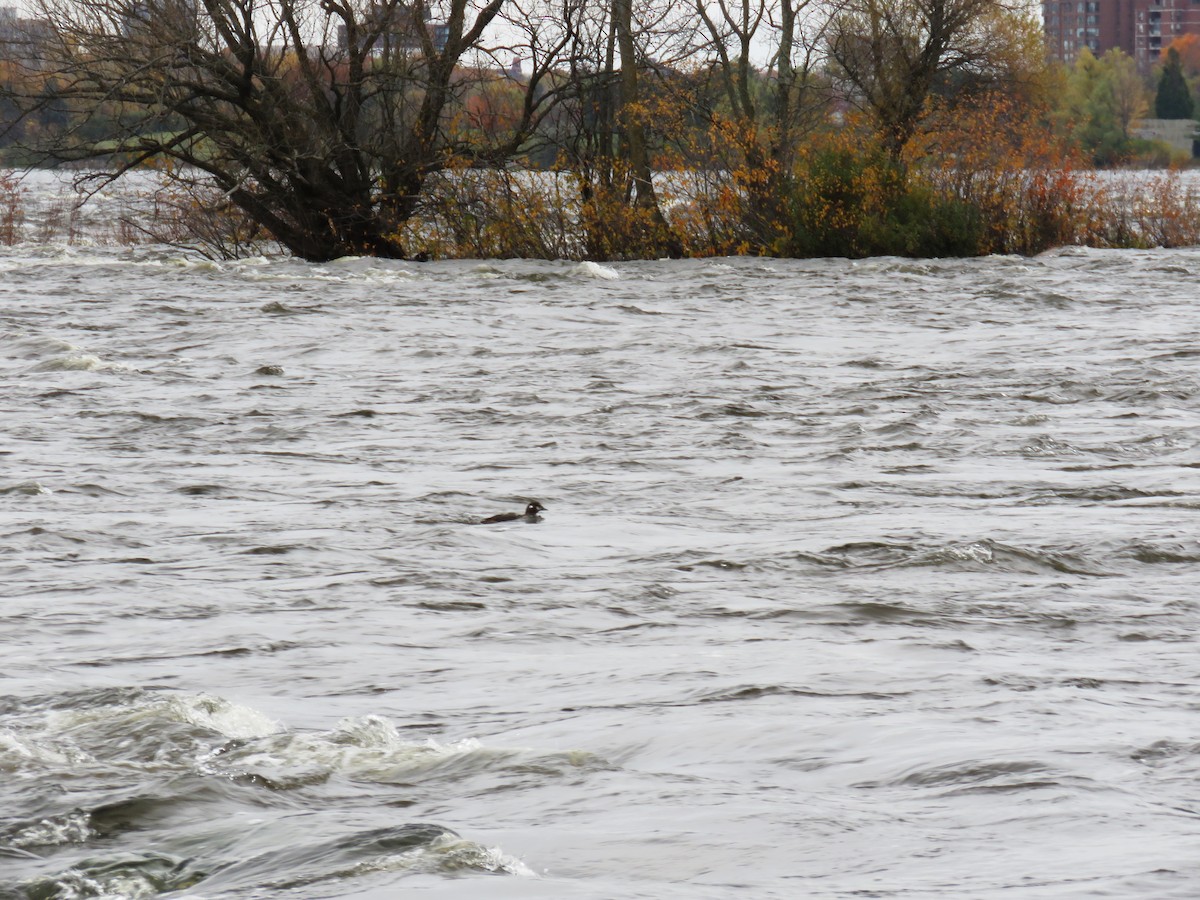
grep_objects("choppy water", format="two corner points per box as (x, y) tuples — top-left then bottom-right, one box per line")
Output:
(2, 237), (1200, 898)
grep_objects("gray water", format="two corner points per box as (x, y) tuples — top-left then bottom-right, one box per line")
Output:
(2, 240), (1200, 899)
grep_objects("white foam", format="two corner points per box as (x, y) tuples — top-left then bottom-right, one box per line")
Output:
(426, 835), (539, 876)
(0, 729), (77, 770)
(169, 693), (281, 740)
(0, 729), (42, 762)
(358, 834), (539, 879)
(572, 260), (620, 280)
(9, 810), (93, 848)
(42, 868), (162, 900)
(30, 354), (134, 374)
(197, 715), (491, 784)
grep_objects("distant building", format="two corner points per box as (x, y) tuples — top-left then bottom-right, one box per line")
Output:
(337, 3), (448, 56)
(1044, 0), (1200, 71)
(0, 6), (55, 68)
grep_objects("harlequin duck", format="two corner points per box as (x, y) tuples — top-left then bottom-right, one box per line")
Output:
(480, 501), (545, 524)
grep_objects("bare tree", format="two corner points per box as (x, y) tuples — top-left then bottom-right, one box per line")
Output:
(542, 0), (682, 258)
(694, 0), (830, 153)
(688, 0), (833, 244)
(8, 0), (561, 260)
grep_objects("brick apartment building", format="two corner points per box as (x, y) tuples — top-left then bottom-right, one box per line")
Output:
(1044, 0), (1200, 70)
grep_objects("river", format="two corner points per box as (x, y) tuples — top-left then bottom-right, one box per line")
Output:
(2, 203), (1200, 897)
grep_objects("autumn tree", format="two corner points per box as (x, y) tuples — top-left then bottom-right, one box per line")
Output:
(1164, 34), (1200, 78)
(613, 0), (680, 255)
(827, 0), (1046, 160)
(4, 0), (563, 260)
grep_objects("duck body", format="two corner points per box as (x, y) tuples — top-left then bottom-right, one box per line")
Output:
(480, 501), (545, 524)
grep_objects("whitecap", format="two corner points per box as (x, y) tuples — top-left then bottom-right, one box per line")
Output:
(0, 729), (46, 764)
(41, 691), (282, 755)
(166, 693), (282, 740)
(198, 712), (597, 789)
(200, 716), (471, 779)
(572, 260), (620, 280)
(0, 729), (79, 770)
(0, 480), (51, 496)
(423, 835), (538, 876)
(30, 354), (134, 373)
(344, 832), (538, 879)
(8, 809), (93, 849)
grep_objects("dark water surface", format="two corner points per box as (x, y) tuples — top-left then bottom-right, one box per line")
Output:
(2, 245), (1200, 898)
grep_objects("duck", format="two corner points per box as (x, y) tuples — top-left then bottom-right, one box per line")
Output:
(480, 500), (545, 524)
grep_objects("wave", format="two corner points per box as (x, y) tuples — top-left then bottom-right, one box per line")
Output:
(570, 260), (620, 280)
(1, 690), (543, 895)
(1018, 485), (1186, 505)
(5, 691), (598, 786)
(15, 850), (205, 899)
(9, 824), (531, 898)
(203, 823), (535, 892)
(1, 333), (81, 356)
(29, 354), (136, 374)
(898, 540), (1114, 576)
(200, 713), (603, 788)
(681, 538), (1116, 578)
(1118, 542), (1200, 565)
(0, 480), (52, 496)
(856, 758), (1063, 795)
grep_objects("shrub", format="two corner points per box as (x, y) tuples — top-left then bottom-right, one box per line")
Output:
(0, 170), (23, 245)
(781, 134), (987, 258)
(403, 164), (581, 260)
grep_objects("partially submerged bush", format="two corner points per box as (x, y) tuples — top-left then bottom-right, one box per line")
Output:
(778, 136), (988, 258)
(403, 165), (581, 261)
(117, 170), (276, 260)
(0, 170), (23, 245)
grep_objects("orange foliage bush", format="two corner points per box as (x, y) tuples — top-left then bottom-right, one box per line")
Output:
(395, 99), (1200, 261)
(1085, 170), (1200, 248)
(15, 93), (1188, 260)
(659, 115), (791, 258)
(909, 96), (1095, 254)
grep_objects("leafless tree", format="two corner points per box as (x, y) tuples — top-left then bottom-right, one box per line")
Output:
(687, 0), (834, 244)
(694, 0), (831, 153)
(8, 0), (563, 259)
(540, 0), (683, 258)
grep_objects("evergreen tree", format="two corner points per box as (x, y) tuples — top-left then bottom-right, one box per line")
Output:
(1155, 47), (1194, 119)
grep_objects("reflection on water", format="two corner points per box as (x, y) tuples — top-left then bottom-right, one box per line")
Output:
(2, 235), (1200, 898)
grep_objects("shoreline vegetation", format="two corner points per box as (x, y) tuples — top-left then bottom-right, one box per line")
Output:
(3, 159), (1200, 262)
(3, 0), (1200, 261)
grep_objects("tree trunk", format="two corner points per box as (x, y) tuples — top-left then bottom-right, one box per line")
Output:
(613, 0), (681, 257)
